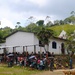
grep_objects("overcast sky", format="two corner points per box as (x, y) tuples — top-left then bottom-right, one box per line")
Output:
(0, 0), (75, 28)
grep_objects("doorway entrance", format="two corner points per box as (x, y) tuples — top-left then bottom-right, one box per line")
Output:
(61, 43), (65, 54)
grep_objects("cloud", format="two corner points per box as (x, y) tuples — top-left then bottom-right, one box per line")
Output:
(0, 18), (15, 29)
(28, 0), (48, 7)
(40, 0), (75, 19)
(0, 0), (75, 28)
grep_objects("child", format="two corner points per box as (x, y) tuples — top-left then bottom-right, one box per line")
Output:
(54, 63), (57, 69)
(65, 62), (68, 68)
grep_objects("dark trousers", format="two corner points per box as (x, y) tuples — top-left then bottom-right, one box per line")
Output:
(50, 63), (54, 71)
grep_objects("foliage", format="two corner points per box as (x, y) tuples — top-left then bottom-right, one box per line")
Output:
(0, 27), (13, 43)
(14, 26), (25, 31)
(65, 32), (75, 57)
(0, 30), (4, 43)
(1, 12), (75, 43)
(0, 24), (75, 43)
(59, 20), (64, 25)
(25, 23), (41, 33)
(17, 22), (21, 25)
(54, 20), (60, 25)
(46, 21), (53, 27)
(64, 12), (75, 25)
(37, 27), (54, 45)
(36, 20), (44, 26)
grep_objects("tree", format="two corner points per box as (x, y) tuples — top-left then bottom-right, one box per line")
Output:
(71, 11), (75, 16)
(37, 27), (54, 52)
(54, 20), (60, 25)
(17, 22), (21, 25)
(0, 31), (3, 42)
(18, 26), (25, 31)
(16, 22), (21, 29)
(2, 27), (13, 38)
(64, 17), (71, 24)
(59, 20), (64, 25)
(64, 11), (75, 25)
(46, 21), (53, 27)
(66, 31), (75, 57)
(36, 20), (44, 26)
(0, 30), (5, 43)
(27, 16), (35, 24)
(25, 23), (41, 33)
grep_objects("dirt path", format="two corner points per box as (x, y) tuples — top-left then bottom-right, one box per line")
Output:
(33, 69), (75, 75)
(34, 70), (64, 75)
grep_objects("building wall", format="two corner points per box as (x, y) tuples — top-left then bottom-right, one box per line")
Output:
(49, 38), (66, 54)
(0, 31), (67, 54)
(34, 35), (40, 53)
(6, 32), (34, 46)
(0, 43), (6, 53)
(0, 43), (6, 46)
(6, 32), (36, 53)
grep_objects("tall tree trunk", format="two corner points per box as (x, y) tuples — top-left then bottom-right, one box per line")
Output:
(44, 44), (49, 52)
(71, 51), (74, 57)
(47, 44), (49, 52)
(44, 46), (46, 52)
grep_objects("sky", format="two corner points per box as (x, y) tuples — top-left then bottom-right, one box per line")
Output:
(0, 0), (75, 29)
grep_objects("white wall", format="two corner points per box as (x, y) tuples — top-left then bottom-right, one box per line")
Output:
(49, 38), (65, 54)
(6, 32), (46, 53)
(34, 35), (40, 53)
(6, 32), (34, 46)
(5, 31), (35, 53)
(0, 43), (6, 53)
(0, 31), (67, 54)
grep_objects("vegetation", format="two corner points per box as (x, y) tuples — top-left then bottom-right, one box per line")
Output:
(49, 24), (75, 36)
(65, 31), (75, 57)
(0, 23), (75, 44)
(37, 27), (54, 52)
(0, 64), (40, 75)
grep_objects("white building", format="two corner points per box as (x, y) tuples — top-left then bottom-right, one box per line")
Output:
(58, 30), (67, 39)
(0, 31), (67, 54)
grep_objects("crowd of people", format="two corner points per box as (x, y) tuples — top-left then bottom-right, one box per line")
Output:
(0, 51), (73, 71)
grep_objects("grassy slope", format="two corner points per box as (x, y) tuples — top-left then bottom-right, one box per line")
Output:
(49, 24), (75, 36)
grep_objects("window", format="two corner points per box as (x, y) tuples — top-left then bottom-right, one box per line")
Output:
(52, 41), (57, 49)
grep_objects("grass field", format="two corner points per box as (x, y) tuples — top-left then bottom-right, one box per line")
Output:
(0, 64), (40, 75)
(0, 63), (75, 75)
(0, 63), (64, 75)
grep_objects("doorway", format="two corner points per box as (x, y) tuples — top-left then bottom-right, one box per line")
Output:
(61, 43), (65, 54)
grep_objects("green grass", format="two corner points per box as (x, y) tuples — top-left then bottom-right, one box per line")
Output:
(0, 64), (40, 75)
(49, 24), (75, 36)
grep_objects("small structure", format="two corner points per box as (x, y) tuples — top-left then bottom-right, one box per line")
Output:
(58, 30), (67, 39)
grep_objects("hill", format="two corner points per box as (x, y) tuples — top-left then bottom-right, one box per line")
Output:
(49, 24), (75, 36)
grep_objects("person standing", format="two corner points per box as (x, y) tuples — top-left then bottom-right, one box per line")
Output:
(50, 58), (54, 71)
(69, 58), (73, 69)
